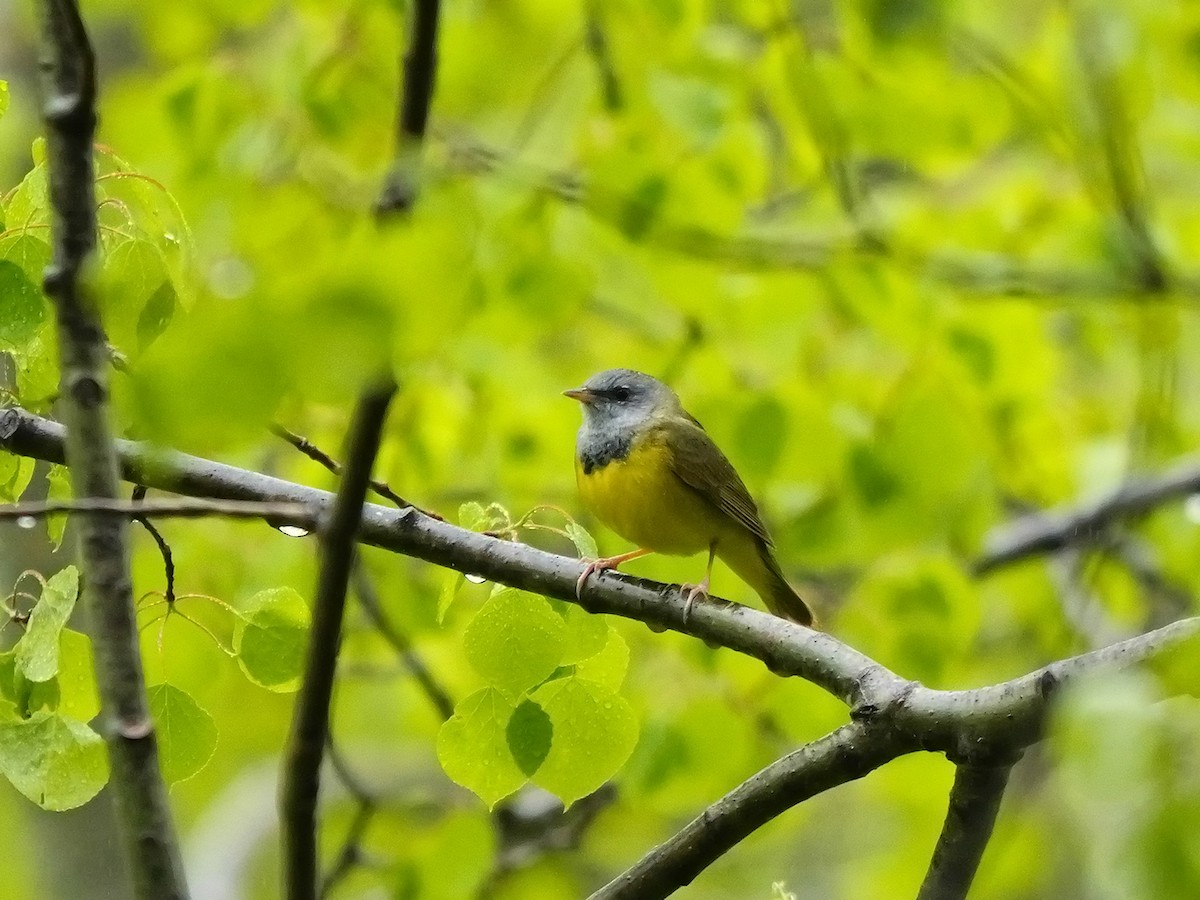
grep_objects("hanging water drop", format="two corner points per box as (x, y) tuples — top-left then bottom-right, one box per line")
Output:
(276, 524), (310, 538)
(465, 573), (487, 584)
(16, 516), (36, 530)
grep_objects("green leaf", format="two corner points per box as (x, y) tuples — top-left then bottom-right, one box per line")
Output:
(0, 260), (47, 347)
(564, 520), (598, 559)
(137, 280), (178, 351)
(0, 232), (52, 280)
(458, 501), (490, 531)
(530, 675), (638, 806)
(436, 687), (526, 807)
(55, 629), (99, 722)
(15, 567), (80, 683)
(45, 464), (71, 549)
(0, 80), (8, 121)
(3, 161), (47, 228)
(735, 394), (788, 479)
(0, 452), (35, 502)
(463, 588), (565, 696)
(573, 627), (630, 690)
(558, 603), (609, 665)
(0, 710), (107, 810)
(13, 333), (59, 407)
(96, 239), (176, 355)
(506, 698), (552, 776)
(0, 649), (59, 719)
(437, 570), (465, 624)
(147, 683), (218, 784)
(233, 587), (310, 692)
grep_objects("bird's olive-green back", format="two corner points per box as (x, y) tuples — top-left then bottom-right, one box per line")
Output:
(653, 417), (774, 547)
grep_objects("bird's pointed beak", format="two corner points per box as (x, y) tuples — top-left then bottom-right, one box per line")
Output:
(563, 387), (597, 404)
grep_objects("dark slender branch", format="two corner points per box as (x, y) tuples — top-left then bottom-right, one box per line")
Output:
(270, 423), (440, 518)
(975, 457), (1200, 574)
(0, 496), (317, 523)
(916, 763), (1015, 900)
(589, 723), (915, 899)
(352, 563), (454, 721)
(375, 0), (442, 215)
(35, 2), (189, 897)
(132, 486), (177, 604)
(280, 378), (397, 900)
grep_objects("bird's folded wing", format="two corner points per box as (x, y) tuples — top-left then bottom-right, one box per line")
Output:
(659, 418), (773, 546)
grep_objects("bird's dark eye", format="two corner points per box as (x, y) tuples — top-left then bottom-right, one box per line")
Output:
(611, 386), (631, 402)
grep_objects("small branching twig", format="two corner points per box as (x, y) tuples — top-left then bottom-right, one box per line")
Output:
(318, 736), (379, 899)
(280, 378), (397, 900)
(132, 485), (175, 603)
(270, 423), (439, 518)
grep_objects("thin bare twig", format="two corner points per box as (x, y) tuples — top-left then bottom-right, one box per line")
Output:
(270, 423), (439, 518)
(0, 496), (317, 524)
(131, 486), (176, 604)
(280, 378), (397, 900)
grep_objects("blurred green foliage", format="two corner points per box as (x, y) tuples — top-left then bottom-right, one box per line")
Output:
(3, 0), (1200, 897)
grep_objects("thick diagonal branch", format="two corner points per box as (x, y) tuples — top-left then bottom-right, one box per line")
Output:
(916, 763), (1014, 900)
(589, 722), (915, 899)
(35, 2), (189, 897)
(3, 406), (1197, 753)
(280, 378), (397, 900)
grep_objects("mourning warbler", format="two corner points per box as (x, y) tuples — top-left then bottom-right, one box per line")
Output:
(565, 368), (813, 626)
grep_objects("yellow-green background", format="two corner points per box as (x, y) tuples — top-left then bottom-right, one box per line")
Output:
(2, 0), (1200, 896)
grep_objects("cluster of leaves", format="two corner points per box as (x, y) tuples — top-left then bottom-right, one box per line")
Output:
(0, 138), (194, 411)
(0, 555), (321, 804)
(0, 567), (105, 811)
(437, 503), (637, 807)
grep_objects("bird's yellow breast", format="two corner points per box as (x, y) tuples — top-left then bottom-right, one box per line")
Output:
(575, 432), (726, 555)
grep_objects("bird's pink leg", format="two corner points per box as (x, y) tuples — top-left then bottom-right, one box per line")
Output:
(681, 543), (717, 624)
(576, 548), (653, 598)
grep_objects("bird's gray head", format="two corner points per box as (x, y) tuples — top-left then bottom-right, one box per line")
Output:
(564, 368), (682, 436)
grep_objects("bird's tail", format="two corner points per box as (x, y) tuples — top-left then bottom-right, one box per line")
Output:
(722, 537), (815, 627)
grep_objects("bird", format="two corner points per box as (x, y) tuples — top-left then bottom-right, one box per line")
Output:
(564, 368), (813, 626)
